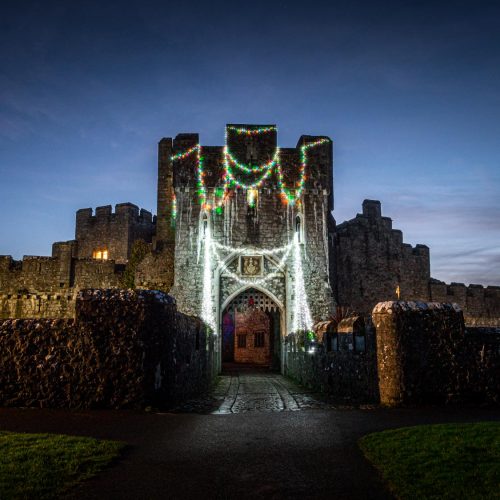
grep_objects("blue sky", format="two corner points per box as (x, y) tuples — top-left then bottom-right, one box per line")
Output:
(1, 0), (499, 285)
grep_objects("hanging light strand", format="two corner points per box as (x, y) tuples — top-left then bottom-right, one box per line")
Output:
(226, 125), (276, 135)
(292, 233), (313, 333)
(225, 146), (279, 174)
(168, 134), (330, 209)
(212, 240), (292, 256)
(277, 138), (330, 205)
(201, 224), (216, 330)
(211, 241), (293, 287)
(170, 144), (200, 161)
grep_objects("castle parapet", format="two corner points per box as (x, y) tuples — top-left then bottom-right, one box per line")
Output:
(429, 279), (500, 326)
(335, 200), (431, 314)
(75, 202), (155, 264)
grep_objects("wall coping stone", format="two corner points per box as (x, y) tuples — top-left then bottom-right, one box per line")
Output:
(373, 300), (462, 314)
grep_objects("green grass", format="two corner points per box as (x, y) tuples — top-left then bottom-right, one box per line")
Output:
(0, 431), (125, 499)
(359, 422), (500, 499)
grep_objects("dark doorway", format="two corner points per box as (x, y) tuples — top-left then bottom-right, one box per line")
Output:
(221, 288), (281, 369)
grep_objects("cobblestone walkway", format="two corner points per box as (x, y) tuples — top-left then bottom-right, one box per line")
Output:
(173, 368), (344, 414)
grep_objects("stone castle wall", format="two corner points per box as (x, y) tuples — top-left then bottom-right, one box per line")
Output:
(233, 309), (272, 365)
(75, 202), (155, 264)
(0, 202), (164, 312)
(168, 127), (335, 331)
(0, 244), (124, 318)
(0, 289), (215, 409)
(429, 279), (500, 326)
(334, 200), (500, 326)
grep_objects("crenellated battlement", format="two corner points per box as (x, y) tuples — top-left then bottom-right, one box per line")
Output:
(75, 202), (155, 264)
(429, 279), (500, 325)
(334, 200), (431, 314)
(170, 125), (333, 195)
(76, 203), (153, 224)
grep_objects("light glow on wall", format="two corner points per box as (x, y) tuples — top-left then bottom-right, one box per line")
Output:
(201, 222), (216, 330)
(292, 233), (313, 333)
(92, 249), (108, 260)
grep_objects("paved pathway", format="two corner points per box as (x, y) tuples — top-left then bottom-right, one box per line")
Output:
(174, 369), (343, 414)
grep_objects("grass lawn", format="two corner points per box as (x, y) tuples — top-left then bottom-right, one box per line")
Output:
(0, 431), (125, 499)
(359, 422), (500, 499)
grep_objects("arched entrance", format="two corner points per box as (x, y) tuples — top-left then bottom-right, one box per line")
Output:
(221, 288), (282, 370)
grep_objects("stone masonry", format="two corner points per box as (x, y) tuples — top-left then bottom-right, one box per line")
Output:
(0, 123), (499, 330)
(0, 289), (215, 409)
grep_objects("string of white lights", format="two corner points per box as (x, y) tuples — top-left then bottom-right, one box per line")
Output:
(292, 233), (313, 332)
(211, 242), (292, 287)
(201, 225), (216, 330)
(212, 240), (292, 256)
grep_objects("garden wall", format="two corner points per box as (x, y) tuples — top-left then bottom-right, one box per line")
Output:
(373, 301), (500, 406)
(0, 289), (215, 409)
(283, 326), (379, 403)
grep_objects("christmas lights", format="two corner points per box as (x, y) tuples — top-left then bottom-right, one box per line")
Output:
(171, 194), (177, 227)
(225, 160), (275, 190)
(169, 133), (330, 210)
(225, 146), (279, 174)
(212, 241), (291, 255)
(226, 125), (276, 135)
(247, 188), (258, 209)
(277, 138), (330, 205)
(292, 233), (313, 333)
(211, 241), (293, 287)
(201, 223), (216, 330)
(170, 144), (200, 161)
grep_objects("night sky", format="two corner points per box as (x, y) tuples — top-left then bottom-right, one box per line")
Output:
(1, 0), (499, 285)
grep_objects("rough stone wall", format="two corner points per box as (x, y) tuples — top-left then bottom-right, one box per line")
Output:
(73, 259), (124, 289)
(283, 330), (379, 403)
(0, 253), (74, 293)
(156, 138), (175, 245)
(135, 244), (175, 292)
(430, 279), (500, 326)
(373, 301), (500, 406)
(461, 327), (500, 404)
(334, 200), (500, 326)
(334, 200), (430, 315)
(75, 203), (155, 264)
(169, 125), (335, 332)
(0, 289), (215, 409)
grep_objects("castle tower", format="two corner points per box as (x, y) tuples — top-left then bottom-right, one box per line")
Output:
(155, 137), (175, 246)
(167, 124), (335, 371)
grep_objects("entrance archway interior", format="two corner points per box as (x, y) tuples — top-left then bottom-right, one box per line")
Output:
(221, 288), (281, 370)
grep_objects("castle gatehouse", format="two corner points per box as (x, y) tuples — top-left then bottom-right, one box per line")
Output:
(165, 125), (335, 371)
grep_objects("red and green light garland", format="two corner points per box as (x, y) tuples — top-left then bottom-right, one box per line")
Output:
(170, 128), (330, 217)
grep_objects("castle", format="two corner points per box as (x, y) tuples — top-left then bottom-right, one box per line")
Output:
(1, 124), (500, 374)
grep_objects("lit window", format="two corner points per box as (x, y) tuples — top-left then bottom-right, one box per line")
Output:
(92, 249), (109, 260)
